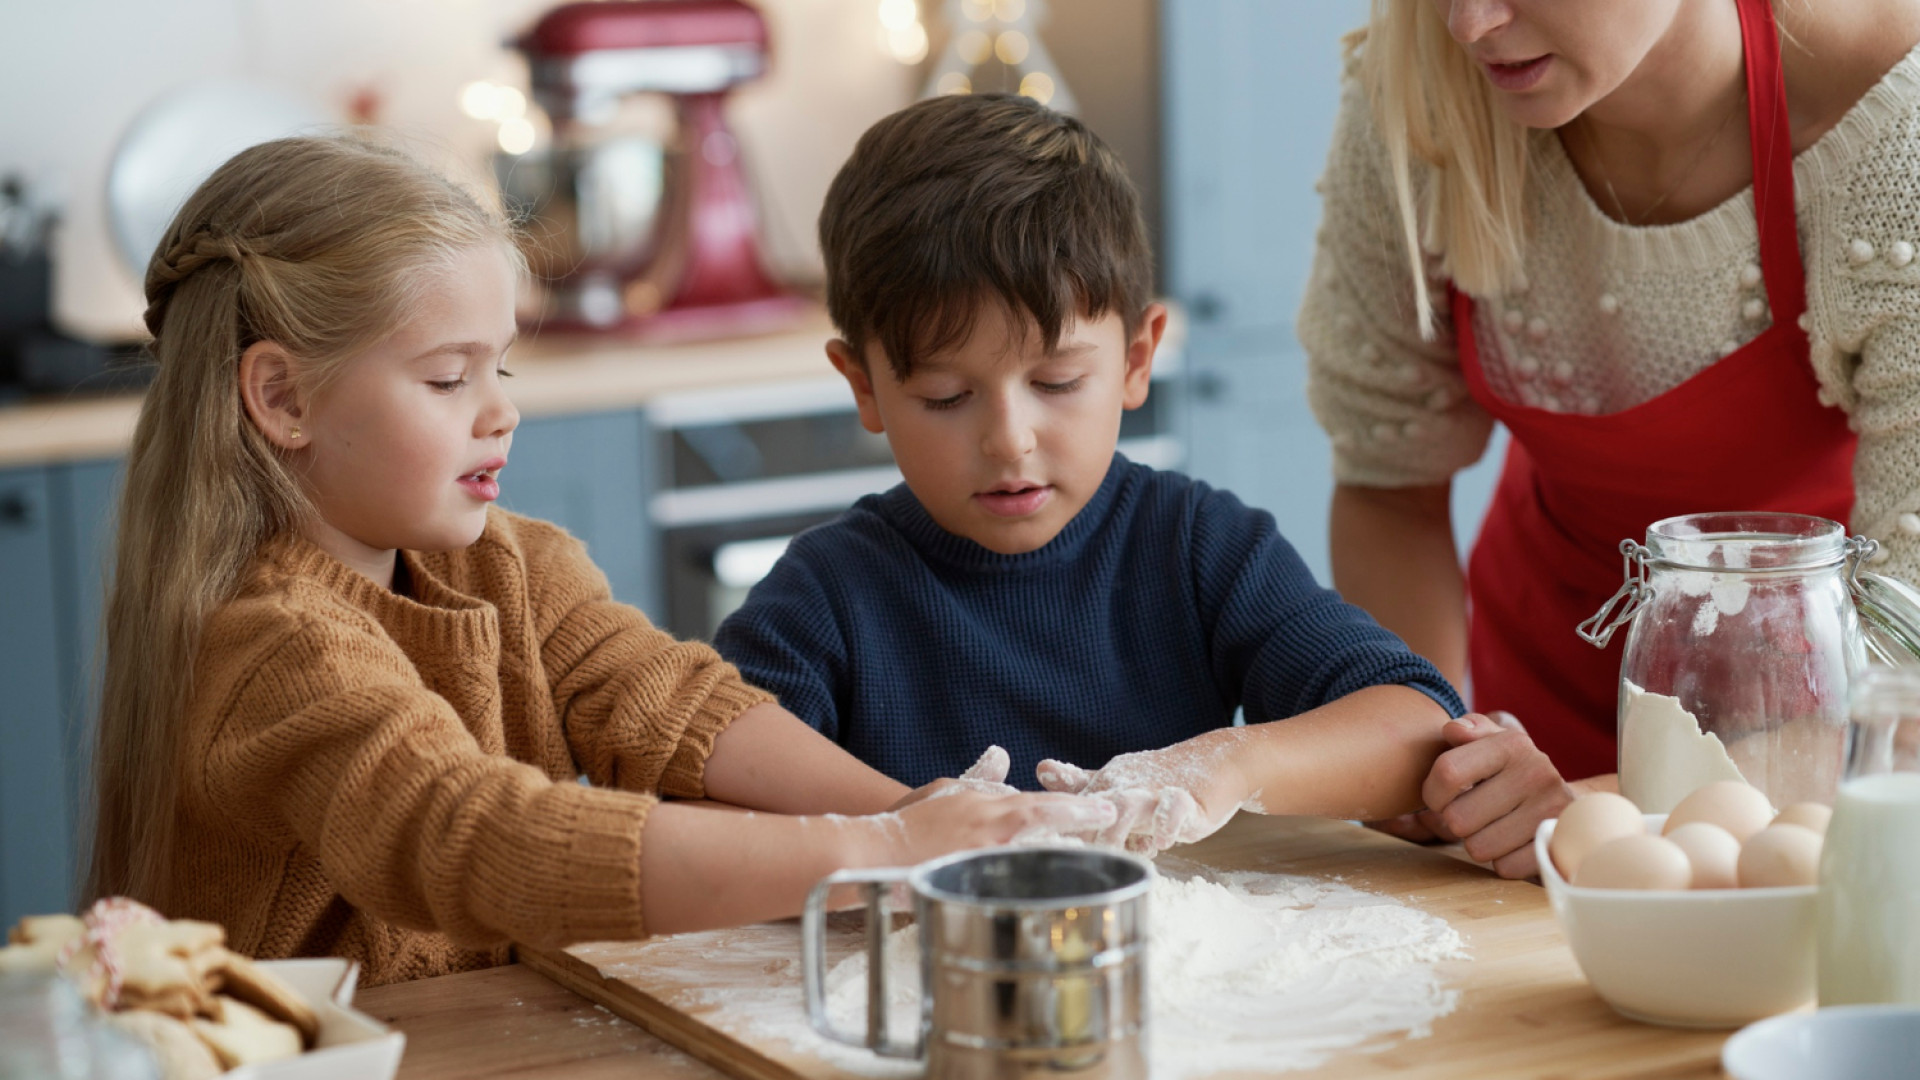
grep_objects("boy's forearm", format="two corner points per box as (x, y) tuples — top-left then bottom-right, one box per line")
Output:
(1232, 685), (1453, 821)
(639, 801), (894, 935)
(701, 702), (911, 815)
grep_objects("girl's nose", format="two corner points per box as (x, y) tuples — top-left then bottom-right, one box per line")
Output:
(480, 379), (520, 440)
(1442, 0), (1512, 44)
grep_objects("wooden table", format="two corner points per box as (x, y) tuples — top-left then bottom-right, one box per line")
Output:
(361, 817), (1735, 1079)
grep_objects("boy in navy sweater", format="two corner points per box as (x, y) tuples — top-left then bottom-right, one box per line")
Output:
(716, 94), (1572, 872)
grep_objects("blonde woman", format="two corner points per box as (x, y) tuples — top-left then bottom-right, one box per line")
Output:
(90, 135), (1111, 984)
(1302, 0), (1920, 875)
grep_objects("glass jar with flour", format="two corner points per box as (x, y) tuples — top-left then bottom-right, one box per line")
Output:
(1579, 513), (1877, 812)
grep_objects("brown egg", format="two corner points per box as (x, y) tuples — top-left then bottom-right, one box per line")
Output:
(1771, 802), (1833, 835)
(1549, 792), (1646, 880)
(1663, 781), (1774, 843)
(1664, 821), (1742, 890)
(1737, 823), (1823, 888)
(1572, 834), (1694, 890)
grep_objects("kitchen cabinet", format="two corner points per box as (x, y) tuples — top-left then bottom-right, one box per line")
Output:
(0, 466), (76, 926)
(496, 411), (658, 620)
(1161, 0), (1505, 582)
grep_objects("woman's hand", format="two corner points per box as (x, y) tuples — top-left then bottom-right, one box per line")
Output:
(1416, 711), (1574, 878)
(1035, 730), (1255, 855)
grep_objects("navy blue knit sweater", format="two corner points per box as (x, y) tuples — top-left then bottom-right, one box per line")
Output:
(713, 455), (1464, 790)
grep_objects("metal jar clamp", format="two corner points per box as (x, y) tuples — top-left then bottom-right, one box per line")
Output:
(1577, 534), (1879, 649)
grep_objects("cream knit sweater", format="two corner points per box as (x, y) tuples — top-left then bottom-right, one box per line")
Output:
(1301, 43), (1920, 578)
(155, 508), (773, 986)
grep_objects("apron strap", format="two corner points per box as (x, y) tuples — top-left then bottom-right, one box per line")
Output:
(1737, 0), (1808, 334)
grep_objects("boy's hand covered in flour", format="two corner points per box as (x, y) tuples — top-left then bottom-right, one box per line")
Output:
(1037, 729), (1258, 855)
(886, 744), (1022, 812)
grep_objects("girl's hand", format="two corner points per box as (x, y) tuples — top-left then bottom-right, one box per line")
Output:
(1035, 731), (1254, 855)
(1419, 711), (1574, 878)
(885, 745), (1020, 812)
(888, 786), (1117, 864)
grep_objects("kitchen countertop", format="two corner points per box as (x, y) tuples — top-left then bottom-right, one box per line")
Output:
(0, 306), (1187, 469)
(0, 310), (844, 469)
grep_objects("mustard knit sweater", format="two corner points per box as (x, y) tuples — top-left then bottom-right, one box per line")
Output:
(153, 508), (773, 986)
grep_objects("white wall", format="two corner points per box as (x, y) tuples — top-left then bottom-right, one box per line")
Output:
(1, 0), (919, 342)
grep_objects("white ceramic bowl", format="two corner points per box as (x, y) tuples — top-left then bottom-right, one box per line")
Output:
(1722, 1005), (1920, 1080)
(1535, 813), (1816, 1028)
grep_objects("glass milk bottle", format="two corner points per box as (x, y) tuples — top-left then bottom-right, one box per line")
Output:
(1817, 666), (1920, 1005)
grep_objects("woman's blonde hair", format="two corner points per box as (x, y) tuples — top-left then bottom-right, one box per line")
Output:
(88, 135), (516, 904)
(1350, 0), (1533, 332)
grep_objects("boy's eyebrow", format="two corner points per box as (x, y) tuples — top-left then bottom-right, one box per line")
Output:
(911, 340), (1101, 372)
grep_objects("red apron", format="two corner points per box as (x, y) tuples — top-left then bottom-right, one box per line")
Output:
(1455, 0), (1856, 780)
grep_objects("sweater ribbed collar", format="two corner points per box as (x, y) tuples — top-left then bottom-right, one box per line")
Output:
(877, 453), (1133, 573)
(258, 527), (500, 656)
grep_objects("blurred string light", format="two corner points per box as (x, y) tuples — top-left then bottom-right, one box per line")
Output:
(877, 0), (929, 65)
(461, 80), (540, 154)
(915, 0), (1076, 111)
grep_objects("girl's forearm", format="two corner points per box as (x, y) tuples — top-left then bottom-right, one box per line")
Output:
(1230, 685), (1453, 821)
(701, 702), (910, 815)
(1330, 483), (1470, 690)
(638, 801), (898, 935)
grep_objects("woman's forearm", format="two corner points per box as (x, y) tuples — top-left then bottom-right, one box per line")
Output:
(701, 703), (910, 815)
(1227, 684), (1454, 821)
(1330, 482), (1471, 690)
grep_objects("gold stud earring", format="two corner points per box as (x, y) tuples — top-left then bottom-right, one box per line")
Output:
(289, 427), (302, 440)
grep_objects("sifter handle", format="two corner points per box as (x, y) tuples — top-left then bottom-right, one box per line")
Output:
(802, 867), (919, 1059)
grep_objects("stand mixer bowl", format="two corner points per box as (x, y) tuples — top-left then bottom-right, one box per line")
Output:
(495, 134), (669, 328)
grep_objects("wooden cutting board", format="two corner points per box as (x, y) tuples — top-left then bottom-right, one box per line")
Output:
(522, 814), (1731, 1080)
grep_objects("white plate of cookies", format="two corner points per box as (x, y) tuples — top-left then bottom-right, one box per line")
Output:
(2, 899), (404, 1080)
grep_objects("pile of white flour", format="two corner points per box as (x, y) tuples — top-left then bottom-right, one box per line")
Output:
(646, 859), (1465, 1080)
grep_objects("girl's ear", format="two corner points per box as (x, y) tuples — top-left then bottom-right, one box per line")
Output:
(238, 342), (307, 450)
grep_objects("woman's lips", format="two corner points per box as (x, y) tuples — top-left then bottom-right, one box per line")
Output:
(1483, 55), (1551, 92)
(974, 485), (1052, 518)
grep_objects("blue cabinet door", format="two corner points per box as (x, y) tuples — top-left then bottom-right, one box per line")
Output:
(48, 459), (123, 898)
(0, 466), (74, 924)
(496, 411), (657, 620)
(1162, 0), (1506, 578)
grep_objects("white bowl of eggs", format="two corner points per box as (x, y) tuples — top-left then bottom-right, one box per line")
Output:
(1534, 780), (1831, 1028)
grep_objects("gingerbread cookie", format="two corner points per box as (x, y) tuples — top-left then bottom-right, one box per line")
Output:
(215, 949), (319, 1046)
(105, 1009), (225, 1080)
(0, 913), (86, 974)
(190, 995), (304, 1069)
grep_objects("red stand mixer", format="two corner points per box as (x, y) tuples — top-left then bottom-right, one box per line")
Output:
(512, 0), (802, 339)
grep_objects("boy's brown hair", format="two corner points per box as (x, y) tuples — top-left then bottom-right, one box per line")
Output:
(819, 92), (1152, 379)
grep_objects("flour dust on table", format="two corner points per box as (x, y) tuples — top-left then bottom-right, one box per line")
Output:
(579, 855), (1465, 1080)
(816, 858), (1466, 1080)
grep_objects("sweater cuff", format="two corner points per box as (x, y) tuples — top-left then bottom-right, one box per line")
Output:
(480, 783), (655, 947)
(1406, 678), (1467, 720)
(659, 675), (776, 799)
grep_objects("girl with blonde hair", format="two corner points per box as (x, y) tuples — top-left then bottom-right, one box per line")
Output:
(1301, 0), (1920, 876)
(90, 135), (1110, 984)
